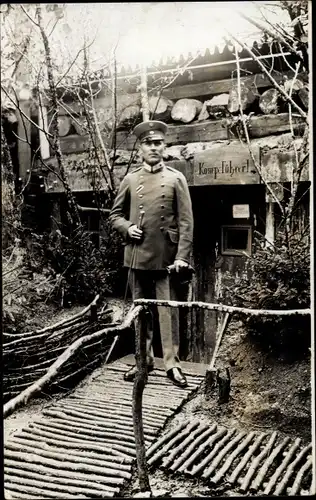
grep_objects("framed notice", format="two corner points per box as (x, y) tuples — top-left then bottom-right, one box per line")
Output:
(233, 204), (250, 218)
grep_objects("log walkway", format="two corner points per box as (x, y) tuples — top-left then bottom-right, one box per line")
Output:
(4, 354), (313, 498)
(4, 356), (205, 499)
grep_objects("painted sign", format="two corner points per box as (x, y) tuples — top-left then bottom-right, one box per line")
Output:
(233, 204), (250, 218)
(193, 143), (260, 185)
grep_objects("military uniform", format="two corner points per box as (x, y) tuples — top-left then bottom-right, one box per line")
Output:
(109, 121), (193, 374)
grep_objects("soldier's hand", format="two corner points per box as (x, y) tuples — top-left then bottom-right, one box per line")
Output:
(173, 259), (189, 272)
(128, 224), (143, 240)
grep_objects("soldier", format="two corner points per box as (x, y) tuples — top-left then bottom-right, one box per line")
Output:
(109, 120), (193, 388)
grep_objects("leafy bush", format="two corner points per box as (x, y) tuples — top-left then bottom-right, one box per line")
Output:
(224, 230), (311, 359)
(46, 217), (125, 305)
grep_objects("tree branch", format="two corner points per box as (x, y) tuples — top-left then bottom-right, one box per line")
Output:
(234, 44), (285, 213)
(134, 299), (310, 317)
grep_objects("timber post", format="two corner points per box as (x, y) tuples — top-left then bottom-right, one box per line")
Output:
(132, 306), (151, 493)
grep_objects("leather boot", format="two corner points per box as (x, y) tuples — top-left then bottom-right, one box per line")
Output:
(166, 367), (188, 388)
(123, 364), (154, 382)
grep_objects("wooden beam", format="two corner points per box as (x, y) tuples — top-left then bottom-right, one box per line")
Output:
(55, 70), (306, 117)
(17, 100), (32, 179)
(57, 113), (306, 154)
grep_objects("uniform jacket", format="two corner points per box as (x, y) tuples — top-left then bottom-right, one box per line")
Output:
(109, 163), (194, 270)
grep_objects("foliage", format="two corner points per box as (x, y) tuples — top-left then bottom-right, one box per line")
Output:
(45, 218), (125, 306)
(224, 230), (310, 359)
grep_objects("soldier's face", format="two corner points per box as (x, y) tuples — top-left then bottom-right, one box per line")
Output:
(140, 139), (165, 166)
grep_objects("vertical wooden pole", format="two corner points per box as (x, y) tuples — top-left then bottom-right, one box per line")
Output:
(132, 306), (151, 492)
(16, 99), (32, 180)
(140, 65), (149, 122)
(265, 201), (275, 248)
(38, 104), (50, 160)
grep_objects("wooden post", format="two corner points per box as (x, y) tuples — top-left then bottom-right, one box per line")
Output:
(204, 312), (231, 400)
(16, 99), (32, 180)
(132, 307), (151, 493)
(265, 184), (283, 247)
(38, 105), (51, 160)
(140, 65), (149, 122)
(265, 201), (275, 248)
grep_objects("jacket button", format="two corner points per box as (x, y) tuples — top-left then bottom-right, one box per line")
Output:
(139, 205), (143, 209)
(161, 194), (165, 198)
(161, 215), (165, 220)
(160, 227), (164, 231)
(139, 194), (143, 198)
(161, 205), (165, 209)
(161, 184), (165, 187)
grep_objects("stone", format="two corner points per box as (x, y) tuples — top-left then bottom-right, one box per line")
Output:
(133, 491), (152, 498)
(151, 488), (169, 497)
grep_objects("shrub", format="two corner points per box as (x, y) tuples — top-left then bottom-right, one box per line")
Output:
(45, 217), (125, 305)
(224, 230), (311, 359)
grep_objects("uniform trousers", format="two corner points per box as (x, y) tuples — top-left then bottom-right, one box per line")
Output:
(128, 269), (181, 371)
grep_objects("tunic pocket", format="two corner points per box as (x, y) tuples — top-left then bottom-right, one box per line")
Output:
(167, 229), (179, 243)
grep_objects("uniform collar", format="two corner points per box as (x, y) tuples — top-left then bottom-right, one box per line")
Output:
(142, 161), (164, 173)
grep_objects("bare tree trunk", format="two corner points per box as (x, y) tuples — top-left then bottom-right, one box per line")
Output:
(1, 121), (20, 248)
(36, 5), (81, 228)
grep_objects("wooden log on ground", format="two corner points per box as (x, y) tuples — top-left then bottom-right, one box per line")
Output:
(41, 407), (157, 435)
(228, 81), (257, 113)
(29, 422), (137, 453)
(203, 431), (246, 479)
(171, 99), (203, 123)
(66, 397), (171, 419)
(183, 427), (227, 474)
(148, 95), (173, 121)
(6, 437), (131, 469)
(4, 473), (116, 498)
(259, 88), (281, 114)
(239, 431), (278, 492)
(211, 431), (256, 484)
(227, 432), (267, 484)
(288, 455), (312, 496)
(147, 421), (200, 465)
(171, 424), (217, 472)
(4, 466), (118, 495)
(162, 423), (209, 468)
(3, 480), (85, 499)
(57, 401), (163, 427)
(4, 457), (124, 486)
(263, 438), (301, 495)
(189, 429), (235, 476)
(274, 443), (312, 495)
(32, 416), (138, 442)
(18, 428), (133, 461)
(5, 443), (131, 478)
(249, 436), (291, 492)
